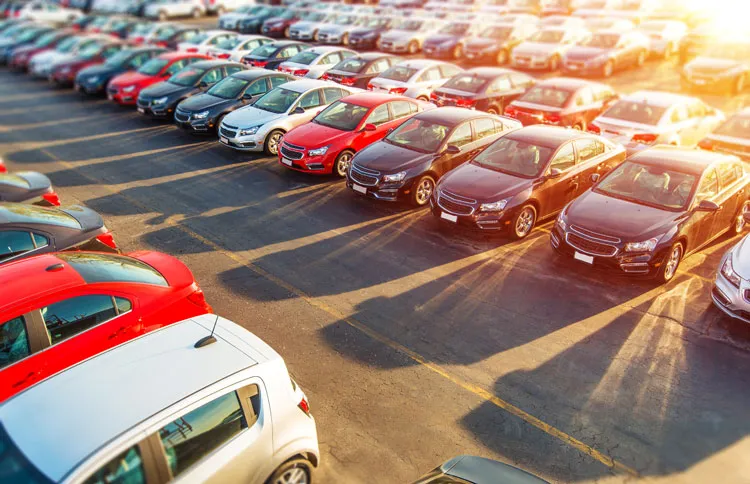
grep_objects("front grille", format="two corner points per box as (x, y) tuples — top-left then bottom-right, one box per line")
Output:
(437, 189), (476, 215)
(350, 165), (379, 186)
(280, 144), (304, 160)
(570, 225), (621, 243)
(380, 42), (393, 49)
(174, 109), (190, 122)
(566, 232), (617, 257)
(137, 98), (150, 108)
(220, 126), (237, 138)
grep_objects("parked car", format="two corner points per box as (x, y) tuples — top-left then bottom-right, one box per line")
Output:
(511, 26), (591, 71)
(236, 5), (286, 34)
(207, 34), (272, 62)
(0, 314), (318, 483)
(16, 0), (82, 24)
(0, 171), (60, 205)
(280, 92), (427, 177)
(681, 40), (750, 95)
(177, 29), (236, 55)
(203, 0), (250, 16)
(315, 12), (368, 46)
(583, 16), (634, 33)
(277, 45), (355, 79)
(108, 51), (208, 105)
(414, 455), (549, 484)
(260, 7), (303, 38)
(126, 21), (174, 45)
(562, 29), (650, 77)
(150, 25), (201, 50)
(175, 70), (295, 134)
(0, 24), (53, 64)
(49, 39), (124, 87)
(218, 4), (269, 31)
(431, 67), (534, 114)
(28, 33), (104, 79)
(0, 202), (119, 265)
(637, 19), (686, 58)
(698, 107), (750, 161)
(462, 22), (538, 66)
(7, 28), (73, 71)
(432, 125), (625, 238)
(367, 59), (463, 101)
(144, 0), (206, 21)
(589, 90), (725, 154)
(75, 46), (166, 95)
(322, 52), (400, 89)
(541, 15), (586, 29)
(421, 19), (482, 60)
(287, 10), (334, 42)
(347, 107), (522, 206)
(241, 39), (307, 70)
(347, 15), (395, 50)
(137, 60), (243, 119)
(505, 77), (618, 130)
(378, 16), (444, 55)
(552, 147), (750, 283)
(712, 225), (750, 326)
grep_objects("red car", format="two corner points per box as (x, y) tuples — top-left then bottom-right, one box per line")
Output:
(279, 92), (428, 177)
(0, 251), (212, 402)
(49, 40), (124, 87)
(107, 51), (209, 106)
(8, 30), (74, 71)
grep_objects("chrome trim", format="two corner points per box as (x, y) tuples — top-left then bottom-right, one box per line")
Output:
(350, 164), (380, 186)
(437, 190), (476, 216)
(570, 225), (621, 244)
(283, 141), (306, 151)
(565, 232), (618, 257)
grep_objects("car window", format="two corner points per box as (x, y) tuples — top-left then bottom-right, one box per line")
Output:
(321, 52), (342, 65)
(575, 87), (594, 107)
(367, 59), (390, 74)
(0, 317), (30, 370)
(201, 68), (222, 84)
(165, 59), (187, 75)
(101, 46), (121, 59)
(269, 75), (291, 88)
(82, 445), (145, 484)
(493, 119), (507, 132)
(366, 104), (391, 126)
(417, 66), (442, 83)
(298, 89), (322, 109)
(446, 122), (473, 147)
(0, 231), (35, 262)
(549, 142), (575, 171)
(438, 63), (461, 78)
(574, 138), (604, 161)
(158, 391), (247, 478)
(696, 168), (718, 200)
(472, 118), (497, 139)
(244, 79), (267, 95)
(670, 104), (689, 123)
(487, 76), (511, 94)
(510, 73), (531, 88)
(42, 295), (123, 345)
(325, 87), (348, 104)
(180, 30), (198, 42)
(390, 101), (414, 120)
(128, 53), (150, 69)
(56, 253), (169, 286)
(225, 65), (243, 76)
(279, 46), (299, 58)
(717, 162), (740, 188)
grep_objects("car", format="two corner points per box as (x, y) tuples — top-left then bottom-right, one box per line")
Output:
(315, 12), (369, 46)
(125, 21), (175, 45)
(421, 19), (483, 60)
(0, 171), (60, 205)
(279, 92), (427, 176)
(647, 0), (709, 28)
(569, 0), (624, 18)
(681, 39), (750, 95)
(177, 29), (236, 55)
(74, 46), (166, 95)
(346, 107), (522, 206)
(0, 158), (5, 173)
(69, 14), (99, 30)
(144, 0), (206, 21)
(430, 67), (535, 115)
(552, 146), (750, 283)
(202, 0), (249, 16)
(589, 90), (725, 154)
(287, 10), (334, 42)
(583, 16), (635, 33)
(49, 39), (125, 87)
(414, 455), (549, 484)
(218, 4), (269, 31)
(218, 79), (358, 156)
(260, 7), (303, 38)
(0, 314), (319, 483)
(175, 70), (295, 134)
(0, 23), (52, 64)
(7, 28), (73, 71)
(505, 77), (618, 130)
(431, 125), (625, 238)
(207, 34), (272, 62)
(28, 33), (105, 79)
(235, 5), (286, 34)
(607, 0), (661, 25)
(241, 39), (307, 70)
(0, 202), (119, 265)
(541, 14), (586, 29)
(367, 59), (463, 101)
(99, 17), (148, 40)
(150, 25), (201, 50)
(277, 45), (355, 79)
(637, 19), (687, 58)
(137, 60), (244, 120)
(322, 52), (400, 89)
(561, 30), (650, 77)
(712, 226), (750, 326)
(462, 22), (539, 66)
(698, 107), (750, 161)
(346, 15), (395, 50)
(511, 26), (591, 71)
(16, 0), (82, 24)
(378, 17), (444, 55)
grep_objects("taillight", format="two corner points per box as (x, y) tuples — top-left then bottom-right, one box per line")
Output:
(698, 138), (714, 150)
(186, 47), (198, 53)
(187, 288), (213, 312)
(504, 105), (518, 117)
(96, 231), (118, 250)
(155, 41), (168, 47)
(253, 60), (268, 68)
(217, 53), (230, 59)
(42, 192), (60, 206)
(544, 112), (561, 124)
(429, 92), (438, 101)
(632, 133), (658, 144)
(339, 76), (355, 86)
(366, 83), (374, 90)
(0, 164), (7, 173)
(587, 124), (601, 134)
(293, 69), (309, 77)
(320, 72), (330, 80)
(298, 396), (311, 416)
(455, 98), (476, 108)
(389, 86), (408, 95)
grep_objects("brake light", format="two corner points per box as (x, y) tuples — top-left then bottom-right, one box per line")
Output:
(389, 86), (408, 95)
(0, 164), (6, 173)
(155, 41), (168, 47)
(320, 73), (330, 80)
(96, 231), (118, 250)
(430, 92), (438, 101)
(42, 192), (61, 207)
(339, 76), (355, 86)
(293, 69), (309, 77)
(187, 288), (213, 312)
(504, 105), (518, 117)
(698, 138), (714, 150)
(366, 83), (374, 90)
(544, 112), (561, 124)
(185, 47), (198, 53)
(217, 53), (230, 59)
(253, 60), (268, 68)
(298, 396), (311, 416)
(632, 133), (658, 144)
(455, 98), (476, 108)
(587, 124), (601, 134)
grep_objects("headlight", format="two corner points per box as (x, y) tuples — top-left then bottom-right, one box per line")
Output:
(238, 126), (260, 136)
(624, 237), (659, 253)
(88, 75), (100, 84)
(192, 110), (209, 120)
(556, 212), (567, 232)
(721, 254), (742, 288)
(308, 145), (329, 157)
(122, 85), (136, 93)
(480, 199), (508, 212)
(382, 171), (406, 183)
(152, 96), (168, 105)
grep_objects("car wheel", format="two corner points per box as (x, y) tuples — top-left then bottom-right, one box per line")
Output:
(511, 204), (536, 240)
(657, 242), (683, 284)
(342, 33), (349, 46)
(407, 40), (418, 55)
(732, 200), (750, 235)
(334, 150), (354, 177)
(602, 60), (613, 78)
(266, 458), (312, 484)
(265, 130), (284, 156)
(496, 48), (508, 65)
(192, 7), (201, 18)
(215, 114), (226, 133)
(452, 44), (462, 59)
(636, 49), (647, 67)
(549, 54), (561, 71)
(417, 95), (429, 101)
(734, 74), (746, 94)
(410, 174), (435, 207)
(487, 106), (499, 115)
(158, 10), (167, 21)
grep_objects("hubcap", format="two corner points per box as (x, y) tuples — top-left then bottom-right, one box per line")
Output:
(416, 178), (433, 205)
(664, 246), (681, 280)
(604, 63), (613, 76)
(268, 134), (282, 154)
(337, 153), (351, 176)
(736, 203), (750, 232)
(274, 467), (308, 484)
(516, 208), (534, 237)
(497, 51), (507, 64)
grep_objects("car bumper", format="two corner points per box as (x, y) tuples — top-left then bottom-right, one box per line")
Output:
(75, 79), (107, 95)
(317, 33), (343, 44)
(681, 74), (735, 91)
(348, 37), (377, 49)
(712, 274), (750, 325)
(261, 26), (287, 37)
(49, 71), (76, 85)
(429, 198), (510, 232)
(278, 148), (335, 174)
(218, 133), (264, 152)
(423, 45), (455, 58)
(463, 50), (494, 63)
(136, 102), (174, 118)
(288, 31), (314, 40)
(511, 56), (552, 70)
(379, 41), (410, 53)
(345, 175), (409, 202)
(175, 117), (213, 133)
(29, 65), (52, 78)
(107, 88), (138, 105)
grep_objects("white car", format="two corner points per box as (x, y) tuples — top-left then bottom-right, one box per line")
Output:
(144, 0), (206, 21)
(315, 13), (368, 45)
(584, 17), (634, 33)
(637, 20), (687, 58)
(378, 17), (445, 55)
(203, 0), (248, 15)
(28, 34), (108, 78)
(590, 90), (725, 154)
(511, 26), (591, 71)
(17, 0), (82, 24)
(367, 59), (462, 101)
(178, 29), (236, 54)
(540, 15), (586, 29)
(208, 34), (273, 62)
(277, 45), (356, 79)
(218, 79), (358, 155)
(287, 11), (335, 42)
(0, 315), (320, 484)
(218, 5), (267, 31)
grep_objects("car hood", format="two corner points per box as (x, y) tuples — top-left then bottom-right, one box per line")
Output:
(565, 46), (609, 61)
(380, 30), (413, 42)
(354, 141), (432, 173)
(319, 24), (350, 35)
(16, 171), (52, 191)
(350, 26), (380, 37)
(731, 235), (750, 279)
(566, 190), (682, 240)
(178, 93), (236, 112)
(464, 37), (497, 50)
(434, 86), (474, 98)
(110, 70), (155, 87)
(686, 56), (744, 74)
(224, 106), (284, 128)
(77, 63), (122, 78)
(219, 13), (246, 22)
(291, 21), (321, 30)
(62, 205), (105, 232)
(284, 121), (352, 147)
(141, 81), (193, 98)
(514, 42), (561, 57)
(440, 162), (531, 202)
(424, 33), (460, 46)
(49, 52), (76, 67)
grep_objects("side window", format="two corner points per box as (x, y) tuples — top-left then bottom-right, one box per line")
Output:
(298, 89), (322, 109)
(322, 87), (344, 104)
(487, 76), (511, 94)
(270, 75), (290, 88)
(473, 118), (496, 139)
(366, 104), (391, 126)
(417, 67), (441, 83)
(82, 445), (146, 484)
(181, 30), (197, 42)
(245, 79), (268, 95)
(446, 122), (473, 148)
(367, 59), (390, 74)
(492, 119), (507, 133)
(717, 162), (740, 188)
(438, 63), (461, 78)
(225, 65), (243, 76)
(279, 46), (298, 58)
(510, 73), (531, 88)
(575, 88), (594, 107)
(165, 60), (186, 75)
(390, 101), (414, 120)
(321, 52), (342, 65)
(574, 139), (604, 162)
(696, 169), (719, 200)
(158, 391), (247, 478)
(0, 231), (35, 261)
(42, 295), (120, 345)
(549, 143), (576, 171)
(0, 317), (30, 370)
(127, 53), (147, 69)
(670, 104), (689, 123)
(242, 39), (260, 50)
(33, 233), (49, 248)
(201, 69), (222, 85)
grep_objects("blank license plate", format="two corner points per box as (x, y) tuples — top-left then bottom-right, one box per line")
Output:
(281, 157), (292, 166)
(220, 136), (228, 144)
(137, 107), (145, 114)
(574, 251), (594, 264)
(440, 212), (457, 223)
(352, 184), (367, 194)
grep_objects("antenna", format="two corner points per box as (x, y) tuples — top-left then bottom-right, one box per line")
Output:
(194, 315), (219, 348)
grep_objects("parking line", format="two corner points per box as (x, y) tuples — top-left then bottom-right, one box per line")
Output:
(40, 148), (640, 476)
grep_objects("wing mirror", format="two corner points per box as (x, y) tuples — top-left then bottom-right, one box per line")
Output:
(198, 81), (208, 89)
(547, 168), (563, 179)
(444, 145), (461, 155)
(590, 173), (600, 183)
(696, 200), (720, 212)
(242, 92), (256, 100)
(363, 123), (377, 132)
(292, 106), (305, 114)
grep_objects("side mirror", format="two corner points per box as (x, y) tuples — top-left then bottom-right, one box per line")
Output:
(547, 168), (563, 179)
(696, 200), (720, 212)
(161, 72), (171, 78)
(445, 145), (461, 155)
(386, 127), (394, 134)
(363, 123), (376, 132)
(242, 92), (256, 100)
(292, 106), (305, 114)
(198, 81), (208, 89)
(590, 173), (600, 183)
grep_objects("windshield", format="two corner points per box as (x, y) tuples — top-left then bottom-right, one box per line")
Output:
(254, 87), (301, 113)
(155, 26), (178, 40)
(314, 101), (369, 131)
(217, 37), (242, 50)
(595, 161), (697, 210)
(702, 43), (750, 61)
(334, 14), (358, 25)
(168, 67), (206, 86)
(333, 57), (366, 73)
(519, 86), (571, 108)
(33, 31), (58, 48)
(602, 100), (666, 126)
(287, 50), (319, 65)
(442, 74), (487, 93)
(138, 57), (167, 75)
(250, 43), (278, 57)
(472, 137), (553, 178)
(364, 17), (389, 28)
(187, 32), (210, 44)
(439, 23), (470, 35)
(0, 425), (51, 483)
(714, 115), (750, 138)
(584, 32), (620, 48)
(385, 118), (450, 153)
(530, 29), (564, 43)
(16, 28), (42, 43)
(132, 23), (153, 35)
(77, 43), (102, 60)
(481, 25), (513, 40)
(208, 76), (250, 99)
(379, 65), (417, 82)
(56, 36), (78, 53)
(104, 50), (133, 67)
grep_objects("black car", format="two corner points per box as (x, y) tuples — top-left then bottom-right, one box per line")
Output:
(431, 126), (626, 239)
(136, 60), (245, 119)
(237, 6), (286, 34)
(0, 24), (53, 64)
(0, 171), (60, 206)
(346, 107), (523, 207)
(75, 46), (166, 96)
(462, 22), (538, 66)
(175, 70), (294, 134)
(241, 40), (307, 70)
(552, 146), (750, 283)
(347, 16), (395, 50)
(699, 107), (750, 161)
(323, 52), (400, 89)
(430, 67), (535, 115)
(414, 455), (549, 484)
(422, 21), (480, 60)
(681, 40), (750, 95)
(152, 26), (201, 50)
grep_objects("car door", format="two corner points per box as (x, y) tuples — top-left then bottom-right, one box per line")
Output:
(0, 230), (52, 265)
(537, 141), (578, 218)
(573, 137), (608, 197)
(690, 167), (721, 248)
(415, 65), (443, 93)
(355, 102), (392, 149)
(290, 88), (325, 123)
(200, 67), (224, 89)
(713, 161), (746, 233)
(434, 121), (473, 176)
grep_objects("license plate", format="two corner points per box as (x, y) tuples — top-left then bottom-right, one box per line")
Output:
(440, 212), (457, 223)
(574, 251), (594, 264)
(352, 183), (367, 194)
(281, 157), (292, 166)
(137, 107), (145, 114)
(220, 136), (228, 144)
(568, 64), (578, 70)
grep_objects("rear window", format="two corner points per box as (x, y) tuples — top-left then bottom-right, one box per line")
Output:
(0, 205), (81, 229)
(379, 66), (418, 82)
(56, 253), (169, 286)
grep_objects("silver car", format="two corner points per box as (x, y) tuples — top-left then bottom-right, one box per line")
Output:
(378, 17), (445, 55)
(637, 20), (687, 58)
(144, 0), (206, 21)
(511, 26), (591, 71)
(367, 59), (462, 101)
(277, 45), (356, 79)
(315, 13), (367, 45)
(207, 34), (273, 62)
(713, 224), (750, 326)
(288, 11), (335, 41)
(218, 79), (359, 155)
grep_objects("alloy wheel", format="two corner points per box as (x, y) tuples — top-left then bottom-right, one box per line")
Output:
(267, 132), (282, 155)
(415, 177), (434, 205)
(273, 467), (308, 484)
(496, 49), (508, 65)
(663, 244), (682, 281)
(336, 152), (352, 177)
(735, 202), (750, 233)
(603, 61), (613, 78)
(515, 207), (535, 238)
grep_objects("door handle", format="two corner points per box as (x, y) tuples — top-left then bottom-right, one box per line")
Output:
(12, 370), (40, 388)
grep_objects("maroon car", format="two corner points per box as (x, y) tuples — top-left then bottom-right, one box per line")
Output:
(49, 40), (124, 87)
(504, 77), (618, 131)
(261, 9), (302, 38)
(8, 30), (74, 71)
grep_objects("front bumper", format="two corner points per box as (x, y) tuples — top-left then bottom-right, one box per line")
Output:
(75, 78), (107, 95)
(217, 124), (263, 152)
(107, 86), (138, 105)
(511, 55), (552, 70)
(317, 32), (343, 44)
(712, 271), (750, 325)
(136, 99), (174, 118)
(346, 169), (410, 202)
(428, 195), (510, 232)
(463, 50), (494, 63)
(288, 30), (314, 40)
(348, 36), (377, 49)
(379, 40), (410, 53)
(175, 110), (213, 133)
(423, 44), (456, 58)
(29, 63), (52, 78)
(562, 61), (605, 76)
(262, 25), (287, 37)
(278, 143), (334, 174)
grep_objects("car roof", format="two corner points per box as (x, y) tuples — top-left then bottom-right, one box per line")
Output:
(204, 29), (234, 35)
(340, 91), (410, 107)
(270, 39), (306, 48)
(0, 253), (85, 310)
(535, 76), (608, 92)
(0, 316), (275, 483)
(464, 67), (524, 79)
(305, 45), (352, 54)
(279, 78), (335, 92)
(231, 69), (287, 81)
(395, 58), (449, 70)
(622, 90), (696, 107)
(506, 125), (591, 148)
(189, 59), (239, 69)
(630, 145), (739, 174)
(158, 50), (204, 61)
(416, 106), (492, 125)
(355, 52), (395, 61)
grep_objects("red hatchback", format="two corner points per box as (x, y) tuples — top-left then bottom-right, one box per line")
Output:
(107, 51), (209, 106)
(0, 251), (212, 402)
(279, 92), (428, 177)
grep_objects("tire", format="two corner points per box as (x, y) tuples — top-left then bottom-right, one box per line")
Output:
(158, 10), (167, 21)
(731, 200), (750, 235)
(572, 122), (585, 131)
(496, 48), (508, 65)
(452, 44), (462, 60)
(215, 114), (225, 134)
(410, 174), (435, 207)
(733, 74), (746, 95)
(333, 150), (354, 177)
(548, 54), (560, 72)
(636, 49), (647, 67)
(265, 458), (312, 484)
(192, 7), (201, 18)
(602, 60), (614, 78)
(656, 242), (683, 284)
(407, 40), (418, 55)
(487, 106), (499, 115)
(417, 95), (429, 102)
(264, 129), (284, 156)
(510, 204), (536, 240)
